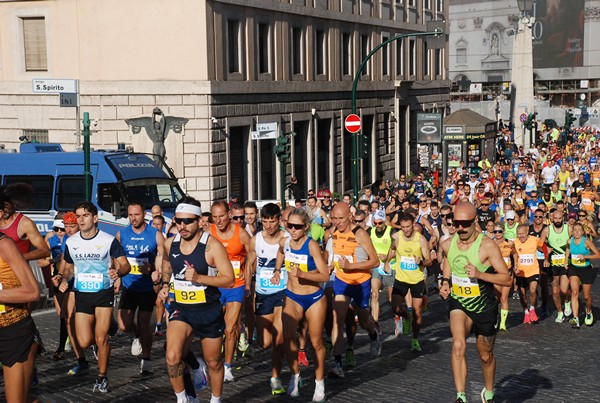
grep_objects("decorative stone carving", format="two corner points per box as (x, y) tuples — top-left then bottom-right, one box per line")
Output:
(474, 17), (483, 29)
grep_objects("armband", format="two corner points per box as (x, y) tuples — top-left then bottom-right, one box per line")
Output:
(161, 281), (170, 287)
(441, 277), (451, 284)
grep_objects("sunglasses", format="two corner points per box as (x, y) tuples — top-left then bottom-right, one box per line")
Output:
(579, 214), (586, 217)
(287, 223), (305, 230)
(354, 219), (364, 223)
(454, 218), (475, 228)
(481, 203), (490, 206)
(507, 218), (514, 221)
(447, 222), (454, 226)
(53, 227), (65, 232)
(534, 215), (544, 218)
(440, 214), (448, 218)
(493, 230), (504, 234)
(232, 215), (245, 221)
(174, 217), (197, 225)
(308, 193), (315, 196)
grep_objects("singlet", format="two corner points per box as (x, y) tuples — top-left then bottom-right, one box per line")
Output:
(0, 233), (30, 327)
(284, 237), (317, 274)
(255, 232), (287, 295)
(332, 226), (370, 285)
(48, 233), (67, 262)
(211, 223), (246, 288)
(64, 230), (126, 292)
(394, 232), (424, 284)
(528, 224), (546, 261)
(311, 207), (325, 225)
(513, 236), (541, 277)
(0, 214), (30, 255)
(504, 222), (518, 241)
(580, 190), (595, 212)
(570, 236), (591, 267)
(525, 175), (537, 193)
(548, 225), (570, 267)
(447, 234), (497, 312)
(558, 171), (570, 190)
(369, 226), (395, 275)
(120, 224), (159, 292)
(169, 232), (220, 306)
(498, 240), (513, 269)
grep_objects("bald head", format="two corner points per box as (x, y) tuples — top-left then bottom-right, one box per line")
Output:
(281, 206), (294, 221)
(454, 202), (477, 220)
(331, 202), (350, 216)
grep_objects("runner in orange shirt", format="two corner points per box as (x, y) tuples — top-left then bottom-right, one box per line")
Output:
(513, 225), (546, 325)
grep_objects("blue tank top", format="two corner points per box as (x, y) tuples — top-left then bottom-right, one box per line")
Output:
(284, 237), (317, 273)
(120, 224), (158, 292)
(48, 234), (67, 261)
(570, 236), (591, 267)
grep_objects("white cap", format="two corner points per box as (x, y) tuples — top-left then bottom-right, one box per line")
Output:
(52, 220), (64, 229)
(505, 210), (516, 220)
(372, 209), (387, 222)
(175, 203), (202, 216)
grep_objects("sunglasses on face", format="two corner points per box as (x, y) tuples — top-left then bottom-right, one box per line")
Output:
(174, 217), (197, 225)
(534, 215), (544, 218)
(53, 227), (65, 232)
(232, 215), (245, 221)
(354, 219), (364, 223)
(493, 230), (504, 234)
(579, 214), (586, 217)
(287, 223), (305, 230)
(454, 218), (475, 228)
(447, 222), (454, 226)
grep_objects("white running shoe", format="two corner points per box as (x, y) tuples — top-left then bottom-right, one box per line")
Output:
(312, 380), (326, 402)
(564, 301), (573, 317)
(224, 365), (235, 382)
(191, 357), (208, 391)
(131, 338), (143, 356)
(287, 374), (302, 397)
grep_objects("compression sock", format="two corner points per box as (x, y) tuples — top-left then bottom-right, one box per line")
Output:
(500, 309), (508, 327)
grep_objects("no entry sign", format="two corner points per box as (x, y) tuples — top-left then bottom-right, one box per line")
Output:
(345, 114), (361, 133)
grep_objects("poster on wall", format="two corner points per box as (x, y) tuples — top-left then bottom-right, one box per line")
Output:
(448, 144), (462, 168)
(532, 0), (585, 68)
(416, 113), (442, 143)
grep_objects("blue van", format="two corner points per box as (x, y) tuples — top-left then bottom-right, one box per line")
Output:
(0, 143), (183, 235)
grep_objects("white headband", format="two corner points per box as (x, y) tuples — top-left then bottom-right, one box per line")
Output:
(53, 220), (65, 229)
(175, 203), (201, 216)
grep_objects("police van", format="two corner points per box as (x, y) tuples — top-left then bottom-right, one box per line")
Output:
(0, 142), (183, 235)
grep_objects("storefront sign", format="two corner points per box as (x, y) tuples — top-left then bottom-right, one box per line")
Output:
(416, 113), (442, 143)
(443, 126), (465, 141)
(466, 133), (485, 140)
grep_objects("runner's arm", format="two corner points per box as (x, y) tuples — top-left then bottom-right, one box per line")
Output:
(472, 238), (512, 287)
(245, 236), (257, 291)
(0, 237), (39, 304)
(20, 217), (50, 262)
(196, 237), (235, 288)
(350, 228), (379, 270)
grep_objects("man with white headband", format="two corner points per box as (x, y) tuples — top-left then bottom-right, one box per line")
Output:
(210, 200), (251, 382)
(160, 197), (234, 403)
(116, 201), (165, 375)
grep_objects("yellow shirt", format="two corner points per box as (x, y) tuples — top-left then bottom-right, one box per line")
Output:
(558, 171), (570, 190)
(394, 232), (424, 284)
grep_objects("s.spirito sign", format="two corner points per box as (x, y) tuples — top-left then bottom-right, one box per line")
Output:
(32, 79), (77, 94)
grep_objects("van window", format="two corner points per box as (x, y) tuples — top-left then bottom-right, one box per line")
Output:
(56, 176), (88, 210)
(97, 184), (123, 212)
(124, 183), (183, 209)
(3, 175), (53, 211)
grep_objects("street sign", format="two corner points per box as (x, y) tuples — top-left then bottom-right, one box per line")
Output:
(345, 114), (361, 133)
(60, 93), (77, 108)
(519, 113), (528, 123)
(252, 122), (278, 140)
(32, 79), (77, 94)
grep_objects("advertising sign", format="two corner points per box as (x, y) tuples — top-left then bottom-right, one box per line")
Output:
(416, 113), (442, 143)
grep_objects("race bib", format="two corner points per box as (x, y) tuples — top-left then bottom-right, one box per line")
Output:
(333, 254), (354, 271)
(571, 255), (587, 267)
(76, 273), (103, 292)
(257, 268), (285, 290)
(173, 279), (207, 304)
(536, 250), (545, 260)
(451, 274), (481, 298)
(127, 257), (149, 275)
(551, 254), (565, 266)
(582, 198), (592, 206)
(400, 256), (418, 271)
(231, 260), (241, 279)
(503, 256), (511, 267)
(285, 252), (309, 272)
(519, 254), (534, 266)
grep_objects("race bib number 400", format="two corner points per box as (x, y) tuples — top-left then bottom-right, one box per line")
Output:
(77, 273), (103, 292)
(173, 280), (207, 304)
(451, 274), (481, 298)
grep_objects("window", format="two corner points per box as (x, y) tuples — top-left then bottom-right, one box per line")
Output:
(396, 39), (404, 77)
(423, 42), (430, 77)
(457, 47), (467, 64)
(424, 0), (431, 10)
(258, 23), (270, 74)
(342, 33), (352, 76)
(227, 19), (241, 74)
(382, 36), (389, 76)
(22, 17), (47, 72)
(97, 184), (123, 214)
(22, 129), (49, 143)
(56, 176), (87, 211)
(409, 39), (416, 76)
(3, 175), (53, 211)
(435, 48), (443, 77)
(436, 0), (444, 12)
(408, 0), (416, 6)
(291, 27), (303, 75)
(360, 34), (370, 76)
(315, 29), (327, 76)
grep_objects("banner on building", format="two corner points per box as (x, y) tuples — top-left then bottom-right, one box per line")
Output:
(416, 113), (442, 143)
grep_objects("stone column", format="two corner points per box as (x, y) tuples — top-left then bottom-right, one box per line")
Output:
(511, 16), (535, 150)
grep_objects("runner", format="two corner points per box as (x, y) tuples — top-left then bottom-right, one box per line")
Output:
(57, 201), (131, 393)
(274, 207), (330, 401)
(116, 201), (164, 374)
(159, 198), (234, 403)
(245, 203), (288, 395)
(210, 201), (251, 382)
(439, 202), (512, 403)
(385, 213), (432, 352)
(529, 210), (550, 317)
(513, 225), (545, 324)
(492, 223), (514, 331)
(543, 209), (572, 322)
(328, 202), (380, 380)
(565, 222), (600, 328)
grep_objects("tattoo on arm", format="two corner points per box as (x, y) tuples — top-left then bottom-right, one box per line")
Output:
(167, 362), (184, 378)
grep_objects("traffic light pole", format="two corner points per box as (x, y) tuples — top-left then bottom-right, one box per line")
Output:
(83, 112), (92, 202)
(350, 27), (444, 196)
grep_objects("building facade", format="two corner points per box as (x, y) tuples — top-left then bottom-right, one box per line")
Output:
(0, 0), (449, 205)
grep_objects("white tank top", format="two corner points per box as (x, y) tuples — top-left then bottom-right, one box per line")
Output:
(255, 231), (287, 295)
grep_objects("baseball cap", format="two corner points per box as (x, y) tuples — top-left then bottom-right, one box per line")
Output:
(568, 212), (577, 219)
(372, 209), (387, 222)
(505, 210), (516, 220)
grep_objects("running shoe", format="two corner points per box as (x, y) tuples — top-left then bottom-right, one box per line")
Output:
(93, 377), (109, 393)
(555, 312), (565, 323)
(394, 316), (403, 338)
(153, 324), (164, 337)
(52, 351), (65, 361)
(328, 362), (345, 379)
(67, 361), (89, 375)
(191, 357), (208, 392)
(312, 380), (326, 402)
(298, 350), (310, 367)
(65, 336), (72, 352)
(570, 316), (580, 329)
(585, 311), (594, 326)
(224, 365), (235, 382)
(564, 301), (572, 317)
(512, 291), (519, 300)
(523, 312), (531, 324)
(140, 358), (153, 375)
(411, 338), (421, 352)
(237, 332), (250, 354)
(370, 332), (382, 357)
(270, 377), (286, 395)
(345, 348), (356, 367)
(287, 374), (302, 397)
(131, 338), (143, 356)
(529, 308), (539, 323)
(402, 313), (412, 336)
(480, 387), (495, 403)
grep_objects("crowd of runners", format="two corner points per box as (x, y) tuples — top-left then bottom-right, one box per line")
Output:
(0, 127), (599, 403)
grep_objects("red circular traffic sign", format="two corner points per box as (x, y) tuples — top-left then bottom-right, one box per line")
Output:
(345, 114), (361, 133)
(519, 113), (528, 123)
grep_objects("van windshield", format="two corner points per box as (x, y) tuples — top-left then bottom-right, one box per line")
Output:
(123, 181), (184, 209)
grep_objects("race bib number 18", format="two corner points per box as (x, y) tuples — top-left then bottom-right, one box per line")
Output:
(451, 274), (481, 298)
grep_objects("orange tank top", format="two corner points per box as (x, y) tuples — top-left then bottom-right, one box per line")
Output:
(211, 223), (246, 287)
(332, 227), (371, 285)
(0, 239), (30, 327)
(514, 236), (541, 277)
